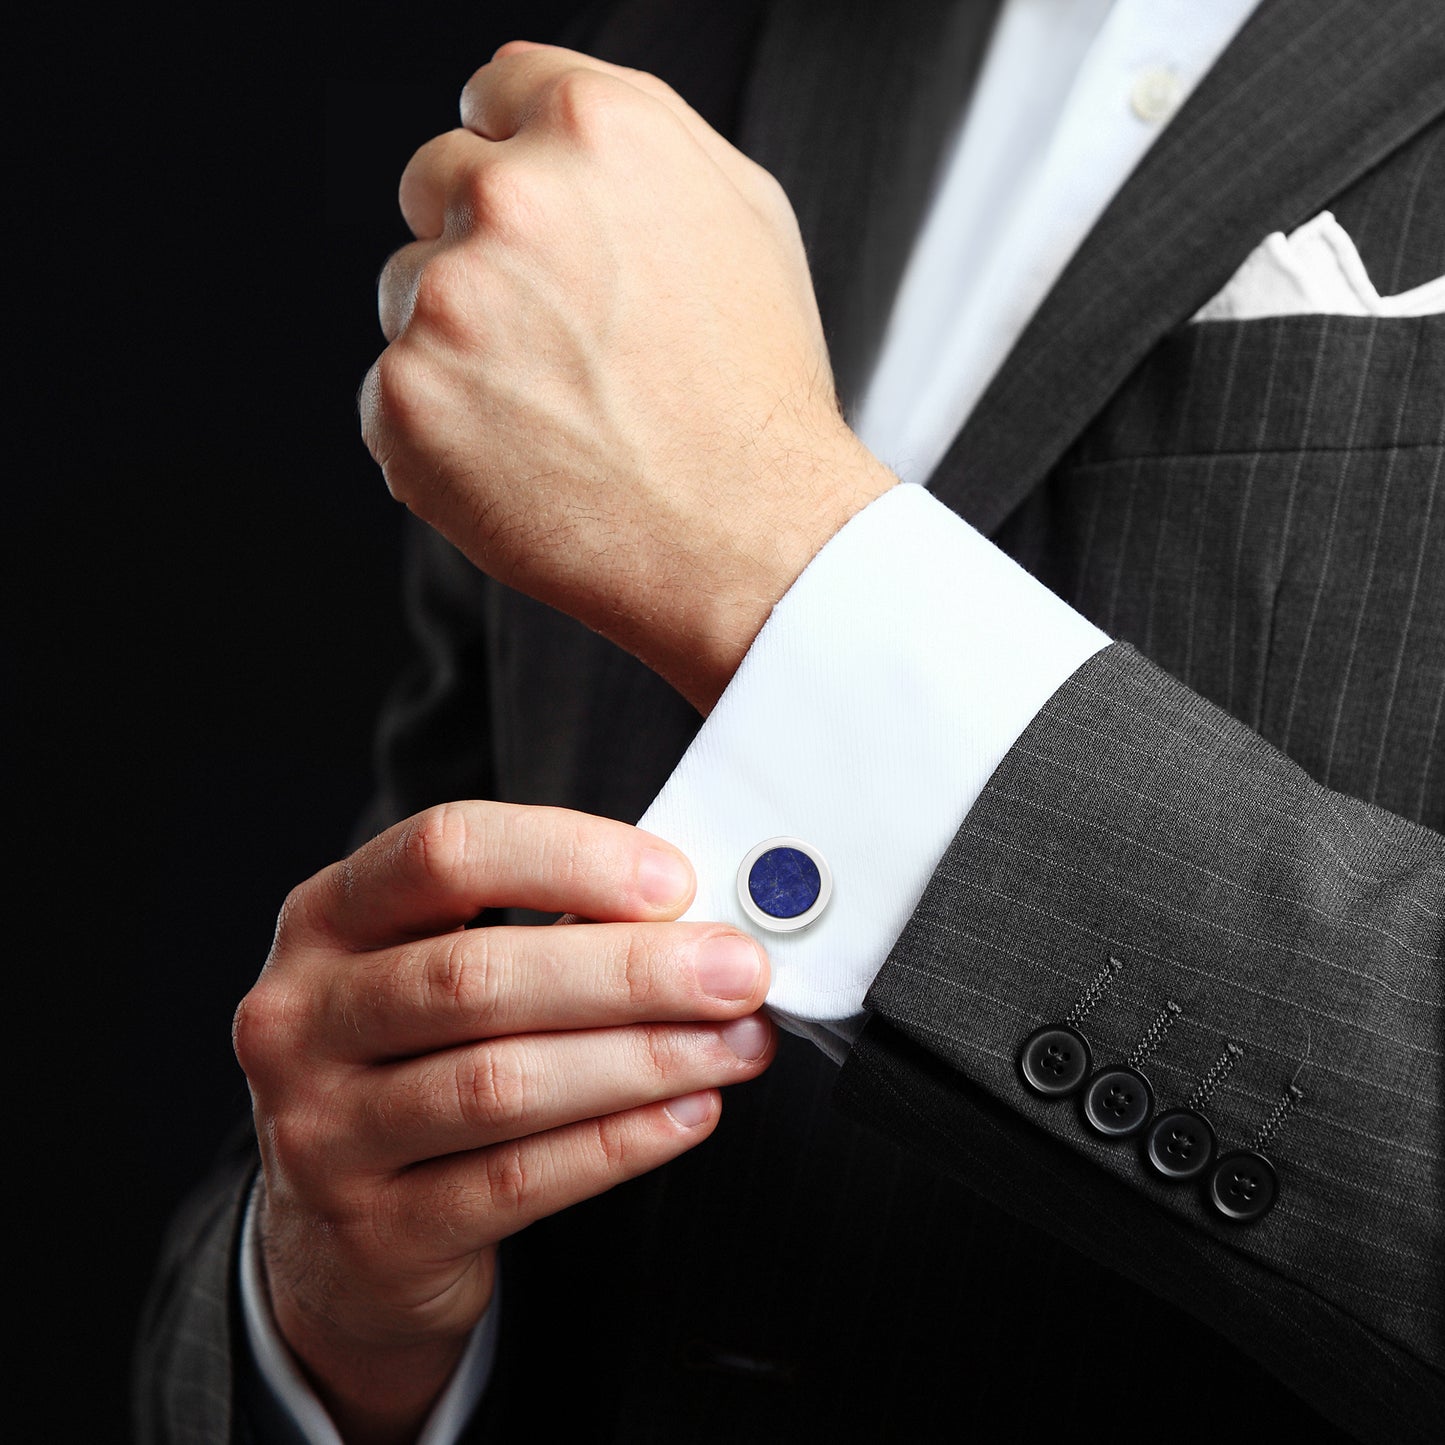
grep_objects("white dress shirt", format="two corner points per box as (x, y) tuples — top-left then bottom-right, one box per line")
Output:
(642, 0), (1254, 1050)
(249, 0), (1259, 1436)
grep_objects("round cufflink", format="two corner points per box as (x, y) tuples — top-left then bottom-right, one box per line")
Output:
(736, 837), (832, 933)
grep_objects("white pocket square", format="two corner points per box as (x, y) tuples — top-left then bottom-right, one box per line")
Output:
(1192, 211), (1445, 323)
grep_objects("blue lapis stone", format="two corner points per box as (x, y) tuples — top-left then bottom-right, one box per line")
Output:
(747, 846), (822, 919)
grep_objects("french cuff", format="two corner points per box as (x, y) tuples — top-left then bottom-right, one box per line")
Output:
(239, 1181), (500, 1445)
(637, 482), (1109, 1046)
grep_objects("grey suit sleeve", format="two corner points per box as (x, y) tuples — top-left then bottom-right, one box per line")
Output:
(838, 640), (1443, 1443)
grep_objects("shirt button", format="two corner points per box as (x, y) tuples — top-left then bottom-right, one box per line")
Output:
(736, 837), (831, 932)
(1081, 1064), (1155, 1138)
(1207, 1150), (1279, 1224)
(1130, 66), (1184, 125)
(1143, 1107), (1217, 1182)
(1018, 1024), (1092, 1098)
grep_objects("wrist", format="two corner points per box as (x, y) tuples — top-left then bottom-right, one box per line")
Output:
(259, 1189), (491, 1445)
(270, 1289), (472, 1445)
(658, 435), (898, 713)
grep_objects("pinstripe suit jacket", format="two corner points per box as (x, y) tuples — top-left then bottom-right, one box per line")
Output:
(135, 0), (1445, 1440)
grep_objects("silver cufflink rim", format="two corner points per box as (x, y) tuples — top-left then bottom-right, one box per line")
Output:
(736, 836), (832, 933)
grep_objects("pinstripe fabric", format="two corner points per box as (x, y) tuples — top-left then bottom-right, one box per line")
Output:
(999, 303), (1445, 824)
(851, 646), (1444, 1438)
(133, 1129), (261, 1445)
(137, 0), (1445, 1439)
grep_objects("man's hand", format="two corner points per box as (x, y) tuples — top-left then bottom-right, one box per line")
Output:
(234, 801), (774, 1444)
(361, 42), (895, 712)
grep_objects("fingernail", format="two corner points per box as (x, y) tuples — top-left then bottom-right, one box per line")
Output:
(638, 848), (692, 908)
(665, 1091), (714, 1128)
(695, 935), (761, 1000)
(719, 1015), (770, 1061)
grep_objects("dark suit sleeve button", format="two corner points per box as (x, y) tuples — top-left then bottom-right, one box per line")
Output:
(1081, 1065), (1154, 1138)
(1207, 1150), (1278, 1223)
(1144, 1107), (1216, 1181)
(1019, 1024), (1092, 1097)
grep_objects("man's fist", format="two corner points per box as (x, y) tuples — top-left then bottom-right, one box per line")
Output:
(361, 43), (894, 712)
(235, 801), (774, 1442)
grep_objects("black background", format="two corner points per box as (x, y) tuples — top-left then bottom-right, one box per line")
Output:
(19, 3), (589, 1435)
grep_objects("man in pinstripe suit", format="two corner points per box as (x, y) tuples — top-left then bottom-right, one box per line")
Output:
(138, 0), (1443, 1440)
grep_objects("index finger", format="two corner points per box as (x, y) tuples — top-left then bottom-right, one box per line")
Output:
(296, 801), (696, 948)
(461, 42), (734, 171)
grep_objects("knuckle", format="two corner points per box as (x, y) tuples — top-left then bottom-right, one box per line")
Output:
(747, 156), (783, 198)
(541, 70), (629, 144)
(374, 258), (417, 350)
(632, 70), (680, 107)
(458, 157), (535, 233)
(636, 1025), (676, 1090)
(365, 347), (427, 480)
(230, 991), (264, 1073)
(326, 853), (366, 919)
(481, 1140), (530, 1215)
(274, 883), (307, 937)
(403, 802), (474, 894)
(754, 166), (793, 218)
(357, 361), (390, 468)
(264, 1107), (326, 1176)
(272, 878), (322, 948)
(432, 931), (499, 1020)
(458, 1044), (526, 1135)
(407, 252), (476, 342)
(375, 243), (414, 310)
(739, 161), (795, 230)
(232, 981), (290, 1079)
(618, 931), (660, 1013)
(236, 878), (334, 1080)
(590, 1113), (632, 1176)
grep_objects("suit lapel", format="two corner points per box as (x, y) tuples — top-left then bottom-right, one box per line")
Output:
(930, 0), (1445, 535)
(736, 0), (1001, 412)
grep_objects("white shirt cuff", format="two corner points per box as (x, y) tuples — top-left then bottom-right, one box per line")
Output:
(637, 483), (1109, 1044)
(239, 1181), (500, 1445)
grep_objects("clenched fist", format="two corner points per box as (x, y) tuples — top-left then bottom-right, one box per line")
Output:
(361, 42), (895, 712)
(235, 802), (774, 1442)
